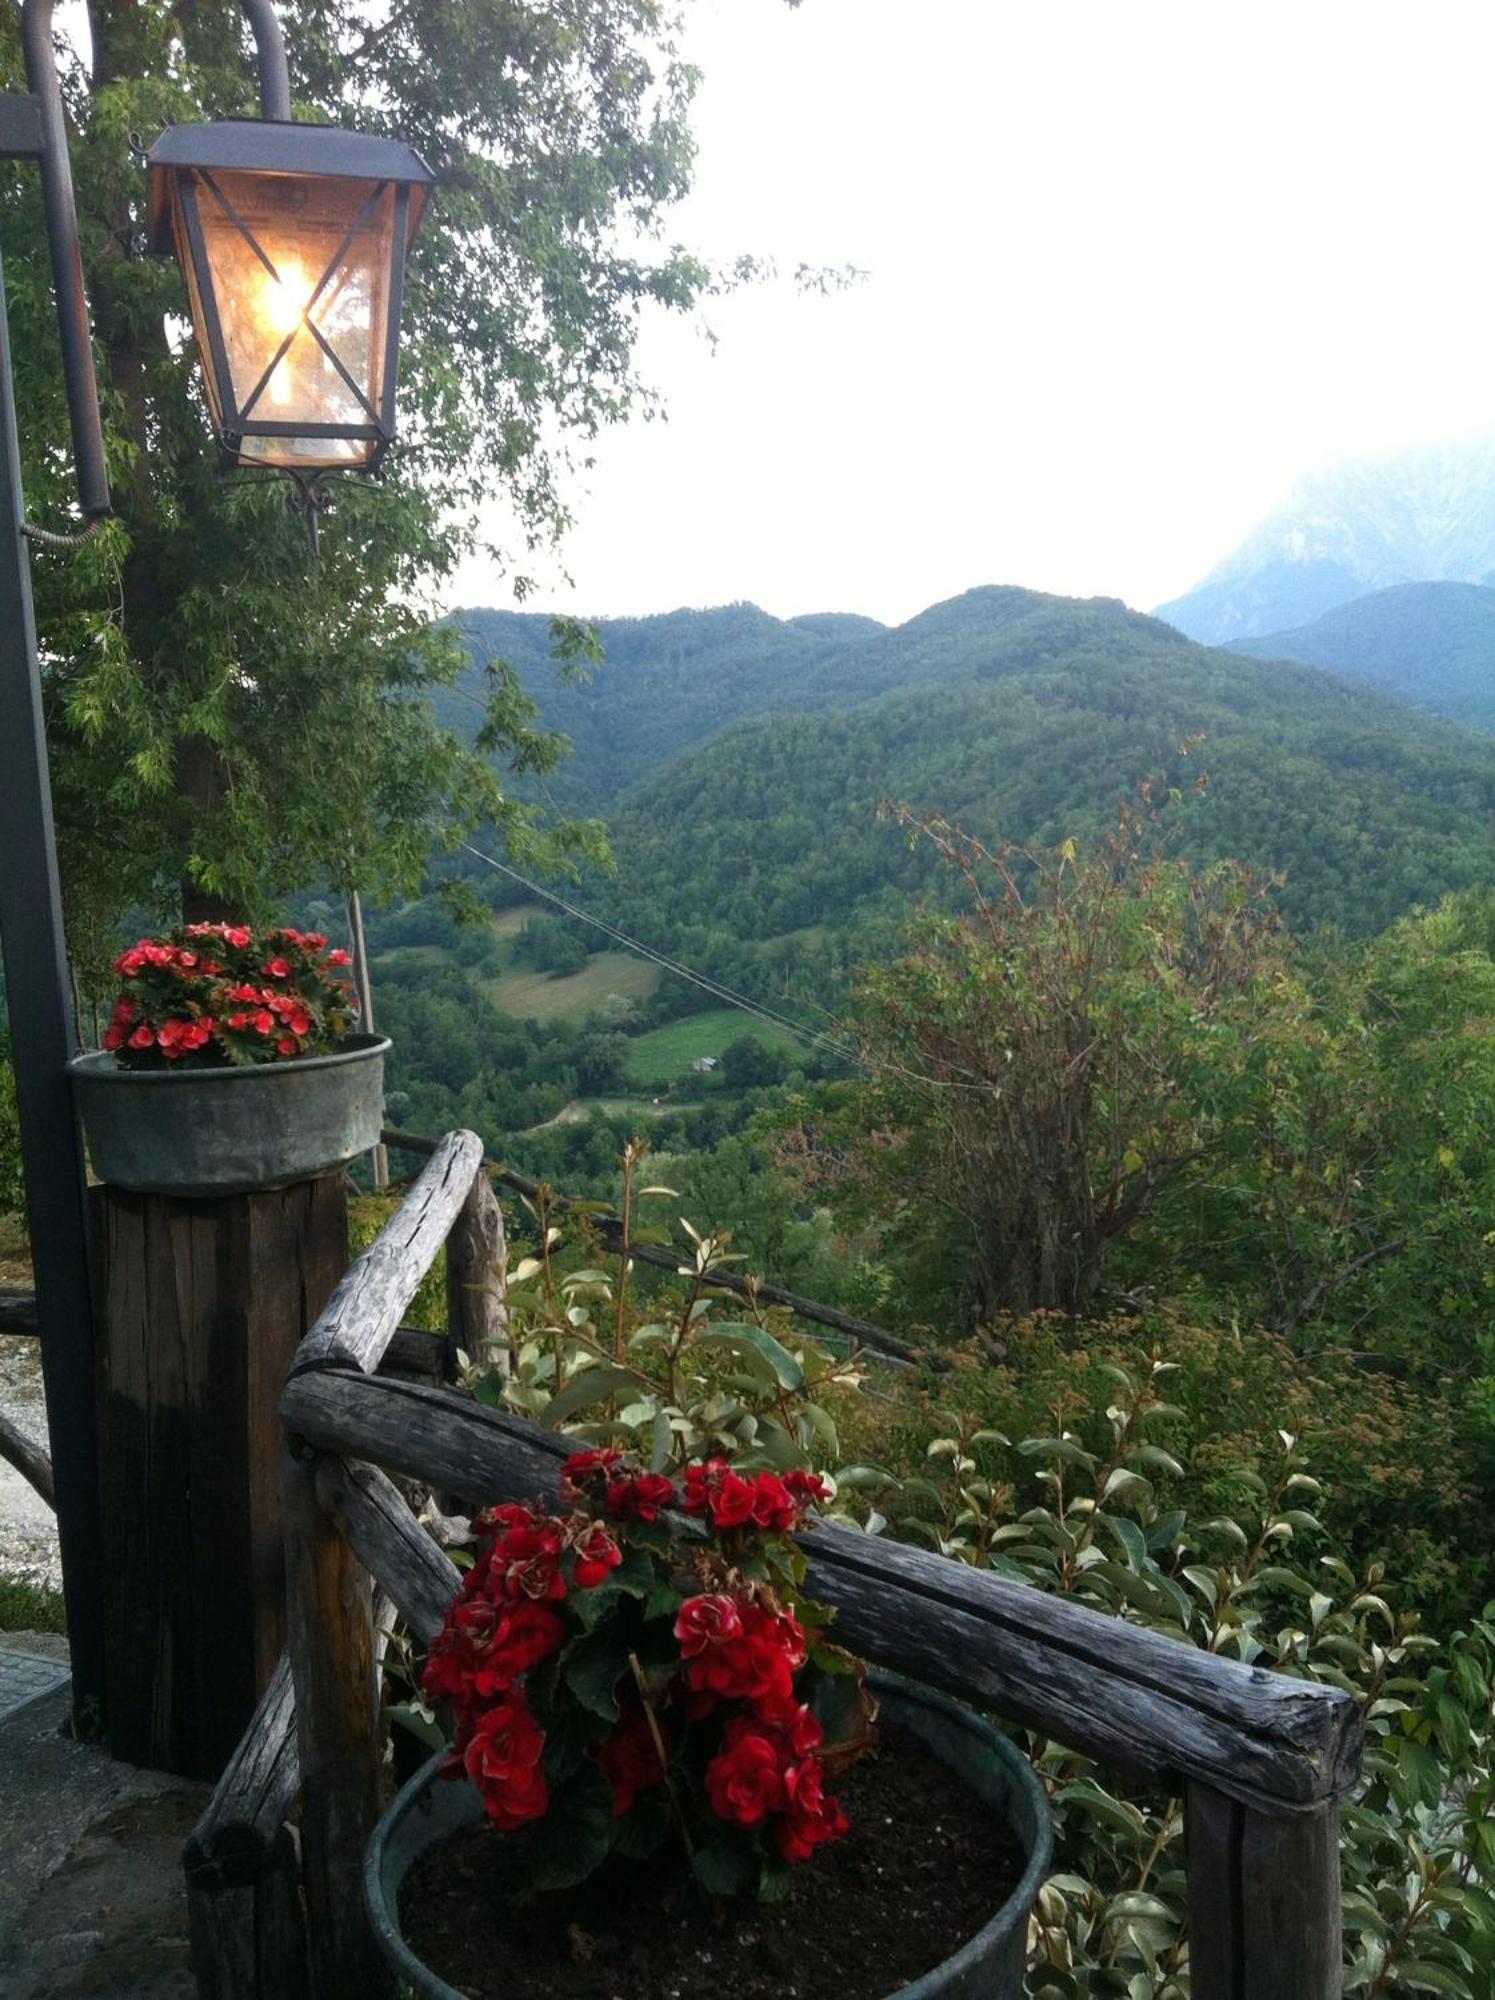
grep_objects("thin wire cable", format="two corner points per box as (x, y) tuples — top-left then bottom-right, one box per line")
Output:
(452, 839), (996, 1099)
(455, 840), (857, 1065)
(438, 692), (995, 1094)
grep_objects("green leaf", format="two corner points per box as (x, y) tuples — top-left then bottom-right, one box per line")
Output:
(1393, 1964), (1474, 1996)
(1018, 1436), (1098, 1469)
(692, 1835), (757, 1897)
(1394, 1736), (1443, 1811)
(560, 1624), (629, 1723)
(1101, 1467), (1153, 1504)
(1106, 1891), (1175, 1921)
(1105, 1514), (1149, 1571)
(1244, 1565), (1317, 1598)
(802, 1400), (839, 1456)
(805, 1663), (866, 1747)
(543, 1364), (650, 1428)
(568, 1546), (657, 1631)
(523, 1763), (615, 1894)
(541, 1700), (612, 1783)
(693, 1322), (804, 1390)
(386, 1700), (445, 1752)
(610, 1792), (671, 1861)
(757, 1853), (793, 1903)
(1130, 1444), (1185, 1480)
(1053, 1780), (1144, 1836)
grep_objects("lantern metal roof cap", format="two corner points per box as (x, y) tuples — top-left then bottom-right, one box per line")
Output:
(145, 118), (436, 252)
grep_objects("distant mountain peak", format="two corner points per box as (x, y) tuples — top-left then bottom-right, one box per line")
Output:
(1157, 434), (1495, 644)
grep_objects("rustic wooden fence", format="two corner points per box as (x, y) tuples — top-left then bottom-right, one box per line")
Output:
(184, 1129), (1363, 2000)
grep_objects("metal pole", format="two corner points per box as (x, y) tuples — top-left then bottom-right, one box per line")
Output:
(19, 0), (110, 518)
(344, 890), (387, 1189)
(0, 250), (106, 1728)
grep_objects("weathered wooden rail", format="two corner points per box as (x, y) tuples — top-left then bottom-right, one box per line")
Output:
(186, 1128), (1362, 2000)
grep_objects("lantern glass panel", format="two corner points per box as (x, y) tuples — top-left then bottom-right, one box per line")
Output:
(184, 169), (400, 469)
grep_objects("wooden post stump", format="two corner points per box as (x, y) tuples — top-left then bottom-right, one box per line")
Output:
(96, 1170), (347, 1779)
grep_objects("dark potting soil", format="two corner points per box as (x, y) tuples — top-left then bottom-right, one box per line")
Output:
(398, 1724), (1028, 2000)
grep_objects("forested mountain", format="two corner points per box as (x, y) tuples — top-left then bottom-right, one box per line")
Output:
(450, 602), (887, 807)
(1233, 582), (1495, 732)
(585, 590), (1495, 948)
(451, 587), (1176, 809)
(1156, 436), (1495, 643)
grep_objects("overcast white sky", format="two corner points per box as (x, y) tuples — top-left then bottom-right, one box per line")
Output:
(450, 0), (1495, 628)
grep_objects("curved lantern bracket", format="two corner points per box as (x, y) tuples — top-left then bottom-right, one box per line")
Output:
(241, 0), (293, 122)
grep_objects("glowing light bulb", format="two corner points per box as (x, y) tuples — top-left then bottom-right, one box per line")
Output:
(256, 258), (314, 405)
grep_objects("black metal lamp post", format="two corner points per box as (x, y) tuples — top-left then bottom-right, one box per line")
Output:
(0, 0), (428, 1732)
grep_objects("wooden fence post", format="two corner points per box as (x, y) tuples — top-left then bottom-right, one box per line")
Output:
(282, 1443), (386, 2000)
(184, 1655), (309, 2000)
(96, 1171), (347, 1778)
(445, 1165), (508, 1377)
(1186, 1784), (1343, 1999)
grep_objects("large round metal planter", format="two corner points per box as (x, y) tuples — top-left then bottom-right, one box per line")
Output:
(365, 1672), (1052, 2000)
(69, 1034), (390, 1196)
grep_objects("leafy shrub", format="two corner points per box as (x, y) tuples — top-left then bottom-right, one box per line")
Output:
(430, 1143), (1495, 1993)
(0, 1574), (66, 1634)
(829, 799), (1285, 1319)
(841, 1360), (1495, 1997)
(881, 1310), (1492, 1629)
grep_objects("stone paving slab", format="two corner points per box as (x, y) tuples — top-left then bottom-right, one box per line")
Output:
(0, 1647), (70, 1725)
(0, 1682), (207, 1999)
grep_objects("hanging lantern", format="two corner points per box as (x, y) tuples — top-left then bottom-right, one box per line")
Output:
(146, 121), (434, 478)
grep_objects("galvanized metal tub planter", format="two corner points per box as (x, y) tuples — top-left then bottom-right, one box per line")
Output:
(69, 1033), (390, 1195)
(365, 1672), (1053, 2000)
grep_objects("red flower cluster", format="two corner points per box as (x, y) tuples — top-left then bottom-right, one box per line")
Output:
(682, 1459), (830, 1534)
(425, 1504), (571, 1828)
(101, 923), (358, 1070)
(703, 1707), (847, 1861)
(424, 1452), (854, 1885)
(461, 1695), (549, 1831)
(682, 1606), (847, 1860)
(676, 1593), (807, 1704)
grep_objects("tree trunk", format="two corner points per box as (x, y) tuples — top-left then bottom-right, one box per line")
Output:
(174, 733), (239, 925)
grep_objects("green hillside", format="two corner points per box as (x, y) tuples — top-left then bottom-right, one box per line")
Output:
(446, 586), (1177, 811)
(447, 601), (886, 807)
(1234, 581), (1495, 731)
(589, 591), (1495, 945)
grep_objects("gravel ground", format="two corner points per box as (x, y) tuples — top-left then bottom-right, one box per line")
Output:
(0, 1335), (61, 1593)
